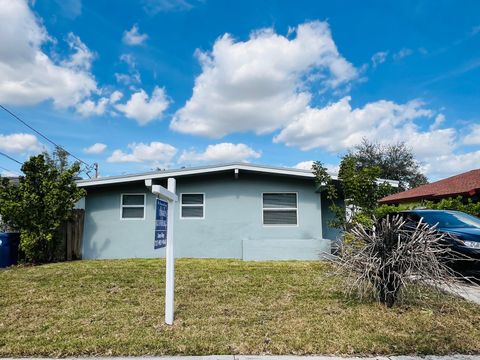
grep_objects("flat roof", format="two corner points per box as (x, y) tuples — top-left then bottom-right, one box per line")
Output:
(76, 163), (318, 188)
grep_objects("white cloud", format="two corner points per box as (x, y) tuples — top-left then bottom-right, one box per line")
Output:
(179, 143), (261, 164)
(114, 54), (141, 86)
(393, 48), (413, 60)
(405, 128), (456, 158)
(171, 21), (358, 138)
(274, 96), (435, 153)
(422, 151), (480, 180)
(76, 90), (124, 116)
(430, 113), (445, 130)
(143, 0), (196, 14)
(463, 124), (480, 145)
(76, 97), (109, 116)
(371, 51), (388, 67)
(0, 133), (43, 154)
(0, 0), (98, 109)
(122, 24), (148, 46)
(294, 160), (339, 176)
(107, 142), (177, 166)
(109, 90), (123, 103)
(0, 169), (19, 177)
(294, 160), (315, 170)
(115, 72), (141, 86)
(61, 33), (95, 71)
(115, 87), (170, 125)
(54, 0), (82, 19)
(83, 143), (107, 154)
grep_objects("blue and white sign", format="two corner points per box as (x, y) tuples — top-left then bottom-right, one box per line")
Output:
(154, 198), (168, 249)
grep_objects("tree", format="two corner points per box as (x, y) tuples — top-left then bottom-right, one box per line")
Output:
(313, 156), (393, 231)
(0, 148), (85, 263)
(348, 139), (428, 190)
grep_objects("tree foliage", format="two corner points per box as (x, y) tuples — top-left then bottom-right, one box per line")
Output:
(0, 148), (85, 263)
(348, 139), (428, 190)
(313, 156), (393, 231)
(314, 140), (428, 231)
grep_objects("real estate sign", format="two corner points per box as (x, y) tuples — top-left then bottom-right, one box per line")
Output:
(154, 199), (168, 249)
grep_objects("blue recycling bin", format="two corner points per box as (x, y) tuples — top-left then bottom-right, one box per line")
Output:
(0, 232), (20, 268)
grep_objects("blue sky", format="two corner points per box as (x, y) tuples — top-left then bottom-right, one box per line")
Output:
(0, 0), (479, 180)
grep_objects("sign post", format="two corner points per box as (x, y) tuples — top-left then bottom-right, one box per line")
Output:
(151, 178), (177, 325)
(164, 178), (176, 325)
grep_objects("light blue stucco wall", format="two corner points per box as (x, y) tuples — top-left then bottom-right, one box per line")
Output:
(82, 172), (336, 260)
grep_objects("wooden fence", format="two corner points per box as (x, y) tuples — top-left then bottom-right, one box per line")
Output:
(60, 209), (84, 260)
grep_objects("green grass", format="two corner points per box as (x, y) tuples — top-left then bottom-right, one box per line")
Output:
(0, 259), (479, 357)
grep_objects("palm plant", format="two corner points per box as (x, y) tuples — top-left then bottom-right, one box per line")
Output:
(337, 214), (465, 307)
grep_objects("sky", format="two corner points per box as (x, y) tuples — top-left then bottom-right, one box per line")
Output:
(0, 0), (479, 180)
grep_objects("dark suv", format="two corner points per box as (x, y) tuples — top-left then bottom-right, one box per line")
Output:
(392, 210), (480, 274)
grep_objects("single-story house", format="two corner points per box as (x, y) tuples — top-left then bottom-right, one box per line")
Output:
(76, 163), (343, 261)
(379, 169), (480, 205)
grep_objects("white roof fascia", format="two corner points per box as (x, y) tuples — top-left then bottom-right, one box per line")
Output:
(76, 163), (318, 188)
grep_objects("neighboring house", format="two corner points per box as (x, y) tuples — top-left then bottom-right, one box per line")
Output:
(77, 163), (343, 261)
(379, 169), (480, 205)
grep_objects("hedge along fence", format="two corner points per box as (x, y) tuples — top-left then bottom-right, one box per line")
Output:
(376, 196), (480, 218)
(1, 209), (84, 263)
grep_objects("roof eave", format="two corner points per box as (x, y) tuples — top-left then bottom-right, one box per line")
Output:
(76, 163), (319, 188)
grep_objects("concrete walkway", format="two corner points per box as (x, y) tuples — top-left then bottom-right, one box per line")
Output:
(4, 356), (480, 360)
(443, 282), (480, 305)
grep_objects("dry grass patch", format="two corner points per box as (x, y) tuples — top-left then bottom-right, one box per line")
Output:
(0, 259), (479, 357)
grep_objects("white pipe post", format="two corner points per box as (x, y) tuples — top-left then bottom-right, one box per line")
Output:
(165, 177), (176, 325)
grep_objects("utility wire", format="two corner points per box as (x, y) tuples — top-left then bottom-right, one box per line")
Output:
(0, 166), (20, 176)
(0, 104), (91, 167)
(0, 104), (98, 178)
(0, 151), (22, 165)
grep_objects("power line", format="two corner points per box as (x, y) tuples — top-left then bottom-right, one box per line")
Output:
(0, 166), (20, 176)
(0, 151), (22, 165)
(0, 104), (98, 178)
(0, 104), (91, 167)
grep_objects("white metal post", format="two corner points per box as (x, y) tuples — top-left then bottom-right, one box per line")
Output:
(165, 177), (176, 325)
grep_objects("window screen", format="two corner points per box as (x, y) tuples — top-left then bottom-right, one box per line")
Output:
(121, 194), (145, 219)
(181, 193), (204, 218)
(263, 193), (297, 225)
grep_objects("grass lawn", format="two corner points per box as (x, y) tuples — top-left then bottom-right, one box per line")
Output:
(1, 259), (480, 357)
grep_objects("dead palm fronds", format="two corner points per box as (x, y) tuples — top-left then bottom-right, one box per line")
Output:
(336, 214), (469, 307)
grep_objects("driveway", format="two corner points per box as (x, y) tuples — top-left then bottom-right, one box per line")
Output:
(438, 280), (480, 305)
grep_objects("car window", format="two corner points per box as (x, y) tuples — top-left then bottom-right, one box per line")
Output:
(416, 211), (480, 229)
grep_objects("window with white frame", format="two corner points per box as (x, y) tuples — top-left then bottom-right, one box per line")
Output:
(121, 194), (146, 219)
(262, 192), (298, 226)
(180, 193), (205, 219)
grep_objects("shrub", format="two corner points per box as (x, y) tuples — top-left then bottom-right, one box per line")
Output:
(336, 214), (460, 307)
(425, 197), (480, 218)
(0, 151), (85, 263)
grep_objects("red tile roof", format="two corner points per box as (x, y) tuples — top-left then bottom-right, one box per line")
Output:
(379, 169), (480, 204)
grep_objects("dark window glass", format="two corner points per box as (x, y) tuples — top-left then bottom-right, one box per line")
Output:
(181, 206), (203, 218)
(122, 207), (144, 219)
(263, 193), (297, 209)
(263, 210), (297, 225)
(122, 194), (145, 206)
(418, 211), (480, 229)
(182, 194), (204, 205)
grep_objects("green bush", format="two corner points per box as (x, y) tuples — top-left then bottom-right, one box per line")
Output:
(425, 197), (480, 217)
(0, 151), (85, 263)
(375, 197), (480, 219)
